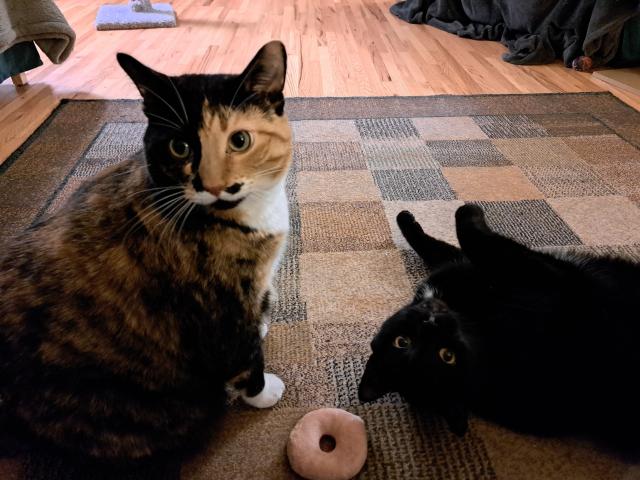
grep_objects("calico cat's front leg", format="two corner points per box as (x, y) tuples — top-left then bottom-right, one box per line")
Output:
(234, 348), (285, 409)
(259, 288), (275, 340)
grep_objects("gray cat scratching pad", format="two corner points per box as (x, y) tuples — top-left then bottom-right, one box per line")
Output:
(96, 4), (177, 31)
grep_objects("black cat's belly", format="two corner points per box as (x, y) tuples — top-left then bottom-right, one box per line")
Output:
(361, 206), (640, 447)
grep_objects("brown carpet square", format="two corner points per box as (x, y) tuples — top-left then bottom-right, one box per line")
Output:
(427, 140), (511, 167)
(300, 201), (394, 252)
(474, 114), (548, 138)
(493, 137), (585, 168)
(529, 114), (611, 137)
(292, 142), (367, 171)
(363, 139), (439, 170)
(562, 135), (640, 166)
(518, 165), (616, 197)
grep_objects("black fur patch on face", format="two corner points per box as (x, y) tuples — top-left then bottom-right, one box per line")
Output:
(116, 40), (287, 196)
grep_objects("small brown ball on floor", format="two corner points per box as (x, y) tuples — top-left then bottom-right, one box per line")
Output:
(287, 408), (368, 480)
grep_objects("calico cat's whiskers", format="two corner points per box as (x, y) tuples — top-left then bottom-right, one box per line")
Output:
(107, 164), (150, 179)
(230, 61), (259, 108)
(235, 92), (258, 110)
(177, 203), (197, 238)
(140, 84), (186, 126)
(121, 190), (185, 241)
(253, 166), (285, 179)
(167, 77), (189, 124)
(147, 112), (182, 130)
(126, 186), (184, 199)
(158, 198), (190, 244)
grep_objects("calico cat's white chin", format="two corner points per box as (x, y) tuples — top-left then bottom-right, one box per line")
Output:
(189, 190), (218, 205)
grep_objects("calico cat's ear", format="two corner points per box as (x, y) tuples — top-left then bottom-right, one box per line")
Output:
(239, 41), (287, 96)
(117, 53), (186, 126)
(117, 53), (168, 99)
(442, 400), (469, 437)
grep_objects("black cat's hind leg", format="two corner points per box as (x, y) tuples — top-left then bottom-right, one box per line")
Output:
(397, 211), (463, 269)
(455, 204), (556, 281)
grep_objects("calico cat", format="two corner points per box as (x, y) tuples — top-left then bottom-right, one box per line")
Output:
(359, 204), (640, 448)
(0, 41), (291, 463)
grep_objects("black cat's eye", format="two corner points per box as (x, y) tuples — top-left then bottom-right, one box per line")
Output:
(438, 348), (456, 365)
(393, 336), (411, 349)
(169, 139), (190, 159)
(228, 130), (252, 152)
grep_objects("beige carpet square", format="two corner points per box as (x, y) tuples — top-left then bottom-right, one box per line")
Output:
(412, 116), (489, 140)
(549, 196), (640, 245)
(442, 166), (544, 201)
(300, 250), (413, 326)
(296, 170), (381, 203)
(291, 119), (361, 142)
(383, 199), (465, 248)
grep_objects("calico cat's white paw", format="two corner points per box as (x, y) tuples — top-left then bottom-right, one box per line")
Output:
(259, 321), (269, 339)
(242, 373), (285, 408)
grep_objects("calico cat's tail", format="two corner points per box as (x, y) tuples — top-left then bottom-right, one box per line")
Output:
(396, 211), (462, 269)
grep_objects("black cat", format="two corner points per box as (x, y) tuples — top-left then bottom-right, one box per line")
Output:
(359, 204), (640, 448)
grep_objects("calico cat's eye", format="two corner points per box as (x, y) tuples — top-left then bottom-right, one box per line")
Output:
(438, 348), (456, 365)
(393, 336), (411, 349)
(228, 130), (252, 152)
(169, 139), (190, 159)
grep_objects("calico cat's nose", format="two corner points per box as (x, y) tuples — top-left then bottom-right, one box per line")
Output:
(203, 182), (243, 197)
(203, 184), (224, 197)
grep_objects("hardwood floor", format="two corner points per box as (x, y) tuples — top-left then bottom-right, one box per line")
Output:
(1, 0), (639, 163)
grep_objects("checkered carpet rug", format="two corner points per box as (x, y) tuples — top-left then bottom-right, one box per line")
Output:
(1, 95), (640, 479)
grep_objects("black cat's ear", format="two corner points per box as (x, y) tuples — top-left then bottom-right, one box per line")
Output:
(239, 41), (287, 96)
(442, 400), (469, 437)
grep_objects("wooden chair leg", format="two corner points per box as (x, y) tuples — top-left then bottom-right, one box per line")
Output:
(11, 73), (28, 87)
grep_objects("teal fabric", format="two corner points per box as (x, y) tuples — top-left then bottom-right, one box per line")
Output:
(612, 14), (640, 66)
(0, 42), (43, 83)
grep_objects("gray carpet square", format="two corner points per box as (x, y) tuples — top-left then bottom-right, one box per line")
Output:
(372, 169), (455, 201)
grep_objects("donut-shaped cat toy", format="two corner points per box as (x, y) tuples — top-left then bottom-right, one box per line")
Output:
(287, 408), (367, 480)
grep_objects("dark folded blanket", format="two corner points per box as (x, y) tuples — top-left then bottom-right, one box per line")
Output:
(390, 0), (640, 67)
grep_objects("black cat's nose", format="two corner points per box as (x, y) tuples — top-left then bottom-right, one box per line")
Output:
(225, 183), (243, 194)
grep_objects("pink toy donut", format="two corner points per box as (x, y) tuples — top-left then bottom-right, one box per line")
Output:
(287, 408), (367, 480)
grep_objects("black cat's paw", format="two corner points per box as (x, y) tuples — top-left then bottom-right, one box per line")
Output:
(396, 210), (416, 229)
(455, 204), (487, 230)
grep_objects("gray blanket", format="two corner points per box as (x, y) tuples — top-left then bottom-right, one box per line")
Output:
(0, 0), (75, 63)
(390, 0), (640, 67)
